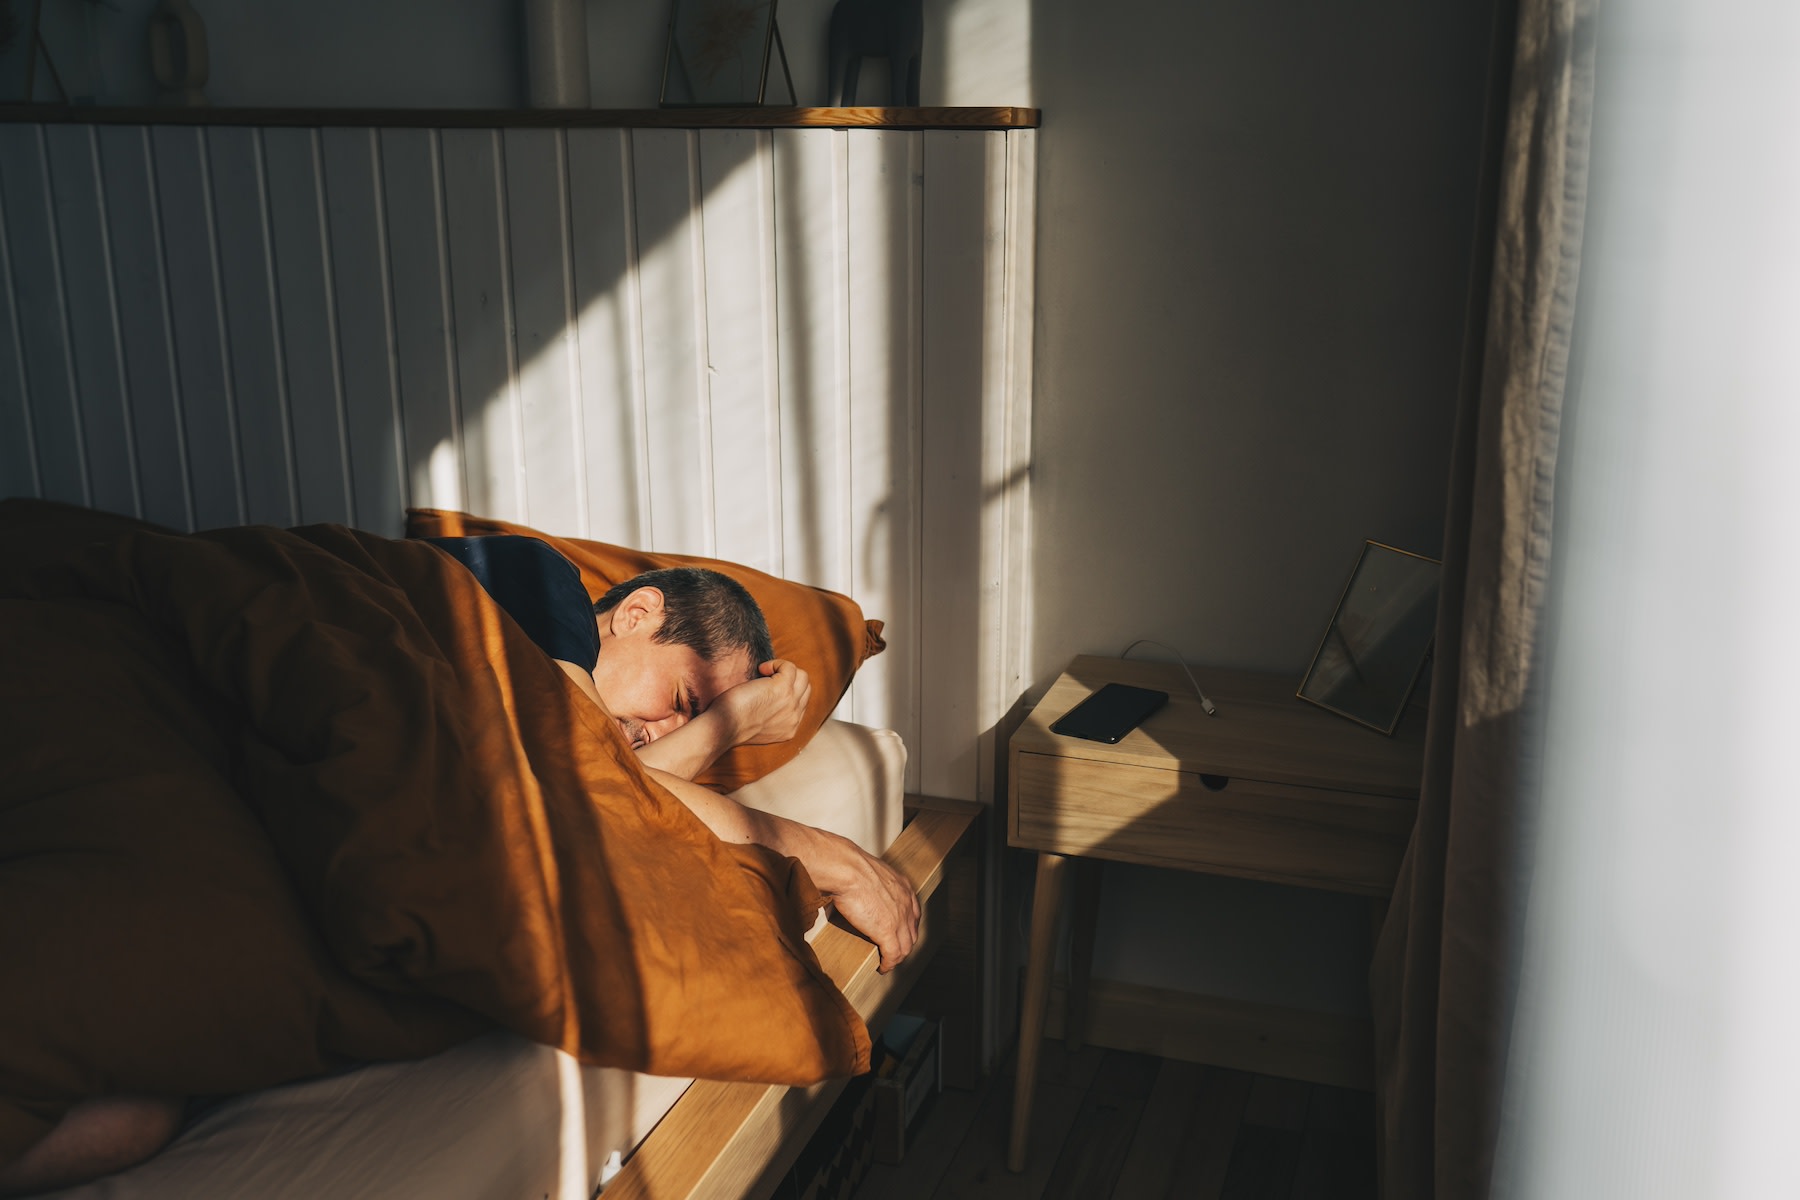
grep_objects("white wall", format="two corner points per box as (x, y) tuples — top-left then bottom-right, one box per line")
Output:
(1022, 0), (1500, 1018)
(6, 0), (519, 107)
(24, 0), (1029, 110)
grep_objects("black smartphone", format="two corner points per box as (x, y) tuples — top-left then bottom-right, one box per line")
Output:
(1049, 683), (1169, 744)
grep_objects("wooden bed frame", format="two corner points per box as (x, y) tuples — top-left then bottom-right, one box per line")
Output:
(605, 794), (984, 1200)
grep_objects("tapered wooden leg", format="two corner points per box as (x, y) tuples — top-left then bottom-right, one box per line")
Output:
(1008, 851), (1070, 1173)
(1065, 859), (1102, 1053)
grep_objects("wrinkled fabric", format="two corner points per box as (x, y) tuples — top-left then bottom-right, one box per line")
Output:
(1369, 1), (1597, 1199)
(0, 505), (868, 1169)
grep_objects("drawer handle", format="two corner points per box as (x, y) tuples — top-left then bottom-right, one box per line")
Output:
(1199, 773), (1230, 792)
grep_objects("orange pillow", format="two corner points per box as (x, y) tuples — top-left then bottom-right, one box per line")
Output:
(405, 509), (885, 791)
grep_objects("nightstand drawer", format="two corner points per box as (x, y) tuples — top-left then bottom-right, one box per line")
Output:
(1011, 750), (1414, 895)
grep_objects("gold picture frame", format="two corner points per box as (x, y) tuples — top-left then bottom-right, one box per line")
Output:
(658, 0), (796, 107)
(1297, 540), (1441, 735)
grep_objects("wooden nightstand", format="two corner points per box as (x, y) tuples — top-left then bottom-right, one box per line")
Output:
(1005, 655), (1424, 1171)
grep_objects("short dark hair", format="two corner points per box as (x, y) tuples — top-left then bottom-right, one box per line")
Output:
(593, 567), (773, 678)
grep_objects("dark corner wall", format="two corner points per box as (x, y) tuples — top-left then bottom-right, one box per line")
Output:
(1022, 0), (1503, 1013)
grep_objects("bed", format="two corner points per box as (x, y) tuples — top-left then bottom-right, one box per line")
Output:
(1, 503), (982, 1200)
(35, 722), (976, 1200)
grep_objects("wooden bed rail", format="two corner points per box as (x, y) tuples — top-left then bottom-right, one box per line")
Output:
(604, 796), (982, 1200)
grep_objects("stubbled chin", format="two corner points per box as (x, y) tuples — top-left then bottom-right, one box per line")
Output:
(617, 717), (646, 750)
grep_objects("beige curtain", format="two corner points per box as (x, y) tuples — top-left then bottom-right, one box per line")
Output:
(1369, 0), (1598, 1197)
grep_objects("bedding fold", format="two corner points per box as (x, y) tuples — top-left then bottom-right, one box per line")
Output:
(0, 505), (870, 1169)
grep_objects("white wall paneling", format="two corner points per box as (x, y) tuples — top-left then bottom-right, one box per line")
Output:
(43, 124), (139, 522)
(771, 129), (852, 606)
(152, 126), (244, 530)
(207, 127), (298, 527)
(95, 126), (191, 532)
(319, 128), (406, 532)
(0, 123), (87, 507)
(503, 128), (586, 538)
(697, 129), (783, 578)
(845, 129), (922, 783)
(564, 128), (650, 548)
(440, 129), (526, 524)
(0, 118), (1036, 812)
(630, 129), (714, 558)
(0, 149), (36, 502)
(262, 128), (354, 528)
(378, 128), (463, 514)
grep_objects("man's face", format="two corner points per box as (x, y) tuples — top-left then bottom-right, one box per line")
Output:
(590, 586), (752, 749)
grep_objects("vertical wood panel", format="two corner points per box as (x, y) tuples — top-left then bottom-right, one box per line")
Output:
(988, 127), (1038, 1061)
(0, 139), (42, 501)
(918, 131), (997, 803)
(503, 127), (585, 536)
(0, 123), (88, 505)
(974, 126), (1018, 785)
(44, 124), (139, 518)
(567, 127), (651, 548)
(320, 127), (406, 534)
(698, 129), (783, 576)
(631, 128), (713, 556)
(997, 130), (1038, 722)
(151, 125), (243, 528)
(772, 129), (853, 600)
(263, 128), (353, 526)
(95, 126), (192, 530)
(441, 129), (525, 522)
(379, 128), (462, 512)
(845, 130), (923, 789)
(207, 127), (297, 527)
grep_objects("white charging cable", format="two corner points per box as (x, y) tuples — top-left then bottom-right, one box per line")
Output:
(1119, 638), (1218, 716)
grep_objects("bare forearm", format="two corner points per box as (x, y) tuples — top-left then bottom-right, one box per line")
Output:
(645, 765), (772, 847)
(643, 768), (861, 893)
(643, 767), (919, 972)
(635, 710), (736, 780)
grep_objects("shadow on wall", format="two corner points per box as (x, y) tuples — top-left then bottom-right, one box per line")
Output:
(0, 123), (890, 572)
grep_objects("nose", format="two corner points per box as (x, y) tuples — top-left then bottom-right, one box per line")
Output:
(640, 712), (689, 744)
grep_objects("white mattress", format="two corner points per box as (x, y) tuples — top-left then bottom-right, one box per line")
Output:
(43, 721), (906, 1200)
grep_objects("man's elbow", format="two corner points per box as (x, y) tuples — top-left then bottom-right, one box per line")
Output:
(0, 1096), (185, 1197)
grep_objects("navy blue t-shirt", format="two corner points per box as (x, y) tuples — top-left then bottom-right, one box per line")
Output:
(424, 535), (601, 670)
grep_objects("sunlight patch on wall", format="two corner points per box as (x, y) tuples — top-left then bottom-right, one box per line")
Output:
(418, 438), (467, 513)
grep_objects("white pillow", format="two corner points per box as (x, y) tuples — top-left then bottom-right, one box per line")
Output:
(727, 720), (905, 855)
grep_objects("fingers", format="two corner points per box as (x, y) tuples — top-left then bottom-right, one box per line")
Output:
(717, 661), (815, 746)
(760, 659), (812, 688)
(829, 852), (922, 975)
(873, 860), (920, 975)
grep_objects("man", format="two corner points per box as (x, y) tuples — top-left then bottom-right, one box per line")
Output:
(423, 535), (920, 977)
(0, 537), (918, 1197)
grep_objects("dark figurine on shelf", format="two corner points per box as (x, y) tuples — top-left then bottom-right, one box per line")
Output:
(826, 0), (923, 106)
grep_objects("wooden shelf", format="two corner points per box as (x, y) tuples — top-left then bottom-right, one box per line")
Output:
(0, 104), (1038, 130)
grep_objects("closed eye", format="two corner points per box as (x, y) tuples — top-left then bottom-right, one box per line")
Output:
(685, 685), (702, 718)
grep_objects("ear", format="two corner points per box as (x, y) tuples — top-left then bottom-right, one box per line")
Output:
(607, 586), (667, 636)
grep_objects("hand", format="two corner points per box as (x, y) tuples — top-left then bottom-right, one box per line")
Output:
(713, 659), (812, 747)
(650, 770), (920, 974)
(818, 841), (920, 975)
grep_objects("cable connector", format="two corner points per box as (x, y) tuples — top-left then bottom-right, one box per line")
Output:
(1119, 638), (1219, 716)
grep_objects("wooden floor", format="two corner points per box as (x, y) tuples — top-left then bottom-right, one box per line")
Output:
(852, 1040), (1375, 1200)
